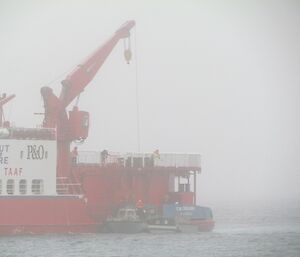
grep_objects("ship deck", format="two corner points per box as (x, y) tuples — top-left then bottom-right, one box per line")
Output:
(77, 151), (201, 171)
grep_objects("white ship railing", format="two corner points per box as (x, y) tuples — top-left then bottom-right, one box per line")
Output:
(77, 151), (201, 169)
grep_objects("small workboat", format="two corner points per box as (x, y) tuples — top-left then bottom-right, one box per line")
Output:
(147, 217), (180, 233)
(146, 204), (214, 233)
(103, 208), (148, 233)
(163, 204), (215, 232)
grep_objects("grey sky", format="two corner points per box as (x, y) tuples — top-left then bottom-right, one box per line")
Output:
(1, 0), (299, 204)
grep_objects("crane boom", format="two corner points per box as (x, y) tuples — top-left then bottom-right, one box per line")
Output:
(40, 20), (135, 178)
(60, 20), (135, 108)
(41, 20), (135, 128)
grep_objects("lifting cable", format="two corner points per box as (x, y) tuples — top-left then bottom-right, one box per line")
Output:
(123, 28), (141, 152)
(133, 26), (141, 152)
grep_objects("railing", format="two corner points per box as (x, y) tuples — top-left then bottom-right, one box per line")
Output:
(0, 127), (56, 140)
(154, 153), (201, 168)
(77, 151), (201, 169)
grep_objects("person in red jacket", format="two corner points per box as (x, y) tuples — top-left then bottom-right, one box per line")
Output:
(136, 199), (146, 220)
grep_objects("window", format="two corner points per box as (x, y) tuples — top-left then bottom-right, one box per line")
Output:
(31, 179), (44, 195)
(7, 179), (14, 195)
(0, 180), (2, 194)
(19, 179), (27, 195)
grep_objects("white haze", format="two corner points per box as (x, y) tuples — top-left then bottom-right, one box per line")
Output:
(0, 0), (299, 205)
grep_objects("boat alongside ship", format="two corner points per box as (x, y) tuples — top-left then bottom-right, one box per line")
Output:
(0, 21), (214, 235)
(147, 217), (180, 233)
(101, 203), (214, 234)
(162, 204), (214, 232)
(103, 207), (148, 233)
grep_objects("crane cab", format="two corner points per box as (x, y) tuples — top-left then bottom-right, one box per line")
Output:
(68, 107), (89, 141)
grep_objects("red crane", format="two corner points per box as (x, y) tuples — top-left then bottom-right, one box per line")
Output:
(40, 20), (135, 177)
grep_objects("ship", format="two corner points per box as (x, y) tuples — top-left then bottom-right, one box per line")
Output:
(0, 21), (214, 235)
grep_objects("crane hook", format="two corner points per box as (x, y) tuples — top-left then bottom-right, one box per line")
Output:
(124, 49), (132, 64)
(123, 37), (132, 64)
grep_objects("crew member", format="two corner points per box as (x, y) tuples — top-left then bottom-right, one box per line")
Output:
(136, 199), (144, 209)
(101, 149), (109, 165)
(151, 149), (160, 166)
(152, 149), (160, 159)
(136, 199), (145, 220)
(71, 146), (78, 165)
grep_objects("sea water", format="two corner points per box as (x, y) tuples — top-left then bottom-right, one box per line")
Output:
(0, 199), (299, 257)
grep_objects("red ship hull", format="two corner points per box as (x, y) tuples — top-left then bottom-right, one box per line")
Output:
(0, 165), (214, 235)
(0, 196), (99, 235)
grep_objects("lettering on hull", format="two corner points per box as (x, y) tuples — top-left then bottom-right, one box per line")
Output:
(4, 167), (23, 176)
(26, 145), (48, 160)
(0, 144), (9, 164)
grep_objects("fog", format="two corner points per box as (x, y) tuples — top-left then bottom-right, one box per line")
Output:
(1, 0), (300, 204)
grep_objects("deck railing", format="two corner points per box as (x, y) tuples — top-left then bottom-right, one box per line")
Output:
(77, 151), (201, 169)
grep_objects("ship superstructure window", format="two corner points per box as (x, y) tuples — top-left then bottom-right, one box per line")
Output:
(7, 179), (14, 195)
(32, 179), (44, 195)
(19, 179), (27, 195)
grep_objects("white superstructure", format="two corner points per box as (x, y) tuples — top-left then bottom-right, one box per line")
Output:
(0, 139), (57, 196)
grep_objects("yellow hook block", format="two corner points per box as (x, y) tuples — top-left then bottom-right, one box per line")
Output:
(124, 49), (132, 64)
